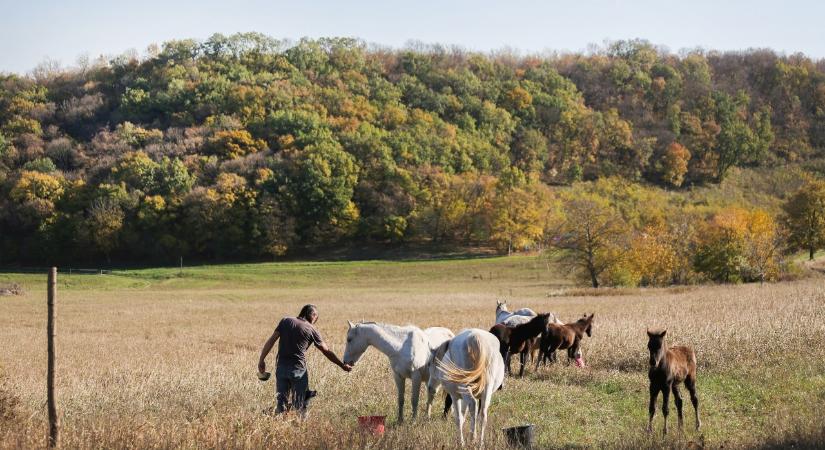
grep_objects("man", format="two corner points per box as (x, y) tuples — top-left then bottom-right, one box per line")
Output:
(258, 304), (352, 415)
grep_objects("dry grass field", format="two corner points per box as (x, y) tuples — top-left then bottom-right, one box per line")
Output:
(1, 256), (825, 449)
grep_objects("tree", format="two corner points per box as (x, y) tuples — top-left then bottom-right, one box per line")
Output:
(660, 142), (690, 187)
(276, 141), (359, 243)
(741, 209), (782, 282)
(82, 197), (125, 262)
(713, 92), (773, 181)
(694, 208), (782, 283)
(782, 181), (825, 260)
(490, 185), (546, 255)
(205, 129), (267, 159)
(546, 193), (629, 287)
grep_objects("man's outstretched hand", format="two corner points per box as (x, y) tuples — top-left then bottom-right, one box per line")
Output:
(341, 363), (353, 372)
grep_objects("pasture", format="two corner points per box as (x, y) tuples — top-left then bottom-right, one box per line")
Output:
(1, 256), (824, 449)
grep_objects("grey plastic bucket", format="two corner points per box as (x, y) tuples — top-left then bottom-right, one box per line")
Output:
(503, 424), (535, 448)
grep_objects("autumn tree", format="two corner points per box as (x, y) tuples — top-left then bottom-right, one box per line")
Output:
(660, 142), (690, 187)
(205, 129), (267, 159)
(82, 197), (125, 262)
(546, 192), (629, 288)
(694, 208), (782, 283)
(490, 184), (546, 255)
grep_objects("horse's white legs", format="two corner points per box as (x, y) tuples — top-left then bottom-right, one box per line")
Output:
(478, 389), (492, 448)
(425, 383), (438, 418)
(410, 371), (422, 420)
(452, 394), (465, 446)
(465, 394), (479, 442)
(393, 372), (406, 423)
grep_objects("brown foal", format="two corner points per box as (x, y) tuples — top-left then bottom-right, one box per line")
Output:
(646, 329), (701, 435)
(536, 313), (594, 368)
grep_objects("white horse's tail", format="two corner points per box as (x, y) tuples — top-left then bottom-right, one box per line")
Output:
(436, 332), (490, 398)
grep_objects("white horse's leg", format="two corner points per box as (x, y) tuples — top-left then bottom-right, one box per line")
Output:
(410, 371), (422, 420)
(393, 372), (406, 424)
(478, 389), (492, 448)
(425, 382), (438, 418)
(465, 394), (479, 442)
(452, 395), (465, 446)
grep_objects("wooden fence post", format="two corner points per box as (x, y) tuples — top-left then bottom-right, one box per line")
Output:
(47, 267), (58, 448)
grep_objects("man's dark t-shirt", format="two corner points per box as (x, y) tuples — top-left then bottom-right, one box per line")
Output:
(275, 317), (323, 371)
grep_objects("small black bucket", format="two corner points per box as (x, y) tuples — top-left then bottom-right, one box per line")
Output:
(503, 424), (535, 449)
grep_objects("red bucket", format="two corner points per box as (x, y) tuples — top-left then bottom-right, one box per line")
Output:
(357, 415), (386, 436)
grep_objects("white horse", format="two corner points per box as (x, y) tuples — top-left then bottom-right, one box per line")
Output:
(495, 300), (536, 325)
(342, 321), (454, 422)
(428, 328), (505, 448)
(496, 300), (562, 327)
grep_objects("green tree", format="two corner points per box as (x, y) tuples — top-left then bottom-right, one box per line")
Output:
(277, 142), (359, 242)
(782, 181), (825, 260)
(713, 92), (773, 181)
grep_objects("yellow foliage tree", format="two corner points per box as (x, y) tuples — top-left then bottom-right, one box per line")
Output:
(10, 170), (64, 203)
(206, 129), (267, 159)
(503, 86), (533, 110)
(490, 185), (546, 255)
(661, 142), (691, 187)
(694, 207), (781, 283)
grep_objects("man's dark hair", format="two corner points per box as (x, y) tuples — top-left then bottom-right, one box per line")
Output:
(298, 304), (318, 321)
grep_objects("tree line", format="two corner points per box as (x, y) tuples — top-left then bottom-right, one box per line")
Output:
(1, 33), (825, 284)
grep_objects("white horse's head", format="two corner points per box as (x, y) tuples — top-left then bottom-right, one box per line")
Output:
(342, 321), (370, 366)
(496, 300), (508, 313)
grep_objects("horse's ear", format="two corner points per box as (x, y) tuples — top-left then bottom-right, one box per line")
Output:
(588, 313), (594, 321)
(660, 329), (667, 337)
(646, 328), (654, 337)
(347, 320), (354, 329)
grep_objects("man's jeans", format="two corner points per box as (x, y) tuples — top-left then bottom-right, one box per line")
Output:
(275, 365), (309, 414)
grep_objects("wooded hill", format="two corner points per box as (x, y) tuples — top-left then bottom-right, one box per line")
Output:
(1, 34), (824, 274)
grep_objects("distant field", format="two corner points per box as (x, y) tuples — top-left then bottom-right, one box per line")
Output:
(2, 256), (824, 449)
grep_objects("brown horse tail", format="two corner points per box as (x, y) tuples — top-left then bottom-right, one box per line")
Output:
(436, 332), (489, 398)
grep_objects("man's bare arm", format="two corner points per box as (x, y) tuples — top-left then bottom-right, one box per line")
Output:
(258, 330), (280, 372)
(318, 342), (352, 372)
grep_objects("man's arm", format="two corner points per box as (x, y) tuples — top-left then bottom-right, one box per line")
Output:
(317, 341), (352, 372)
(258, 330), (280, 373)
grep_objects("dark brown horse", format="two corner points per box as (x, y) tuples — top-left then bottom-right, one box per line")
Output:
(489, 313), (550, 377)
(646, 329), (700, 435)
(536, 313), (594, 368)
(489, 324), (540, 371)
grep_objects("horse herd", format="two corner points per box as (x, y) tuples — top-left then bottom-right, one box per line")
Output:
(341, 301), (700, 447)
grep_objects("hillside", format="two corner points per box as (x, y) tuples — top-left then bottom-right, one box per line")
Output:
(1, 34), (824, 266)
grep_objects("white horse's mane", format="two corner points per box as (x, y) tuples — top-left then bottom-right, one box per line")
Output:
(352, 321), (421, 336)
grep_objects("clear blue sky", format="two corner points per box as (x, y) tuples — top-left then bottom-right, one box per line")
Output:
(1, 0), (824, 74)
